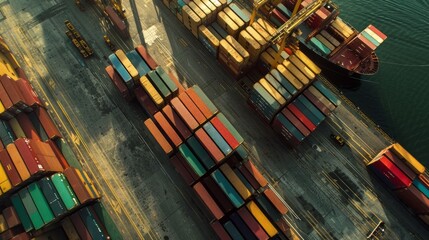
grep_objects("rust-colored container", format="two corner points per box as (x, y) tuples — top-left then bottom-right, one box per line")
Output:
(0, 75), (17, 116)
(383, 150), (416, 181)
(134, 86), (158, 116)
(303, 89), (331, 116)
(195, 128), (224, 163)
(46, 139), (70, 169)
(15, 113), (40, 141)
(144, 118), (173, 155)
(185, 88), (213, 119)
(14, 138), (44, 175)
(153, 112), (182, 148)
(193, 182), (224, 220)
(263, 188), (288, 215)
(69, 213), (93, 240)
(2, 206), (21, 229)
(16, 78), (42, 110)
(170, 97), (199, 131)
(6, 143), (30, 181)
(395, 185), (429, 214)
(281, 108), (310, 137)
(105, 6), (128, 39)
(243, 160), (268, 188)
(136, 45), (158, 70)
(105, 65), (130, 101)
(35, 107), (62, 139)
(178, 92), (206, 125)
(0, 75), (29, 111)
(16, 67), (28, 80)
(29, 140), (63, 172)
(64, 167), (94, 204)
(0, 149), (22, 187)
(211, 221), (231, 240)
(170, 155), (195, 185)
(161, 105), (191, 140)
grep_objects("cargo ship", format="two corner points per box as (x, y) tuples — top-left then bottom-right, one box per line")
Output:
(268, 0), (387, 77)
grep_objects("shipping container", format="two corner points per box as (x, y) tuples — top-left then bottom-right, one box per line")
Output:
(92, 203), (123, 240)
(223, 220), (245, 240)
(105, 65), (130, 101)
(179, 92), (206, 125)
(108, 54), (132, 88)
(283, 60), (309, 85)
(0, 214), (7, 233)
(69, 213), (93, 240)
(251, 82), (280, 121)
(391, 143), (425, 174)
(0, 149), (21, 187)
(320, 30), (340, 47)
(383, 150), (416, 180)
(309, 37), (331, 56)
(15, 138), (46, 174)
(281, 108), (310, 136)
(277, 64), (303, 91)
(297, 95), (325, 123)
(242, 161), (268, 189)
(18, 188), (44, 230)
(135, 45), (158, 70)
(64, 167), (94, 204)
(229, 3), (250, 23)
(0, 120), (15, 145)
(289, 55), (316, 80)
(199, 25), (220, 56)
(368, 25), (387, 40)
(315, 34), (335, 51)
(6, 143), (30, 181)
(215, 113), (244, 145)
(1, 75), (29, 111)
(8, 117), (25, 139)
(28, 182), (55, 224)
(170, 98), (199, 131)
(155, 66), (178, 95)
(115, 49), (139, 83)
(217, 11), (239, 36)
(233, 167), (255, 194)
(203, 176), (234, 213)
(185, 88), (213, 119)
(312, 81), (341, 106)
(16, 78), (42, 110)
(270, 69), (297, 96)
(274, 113), (305, 144)
(303, 89), (331, 116)
(265, 74), (291, 102)
(154, 112), (183, 147)
(209, 23), (228, 39)
(223, 7), (245, 29)
(133, 87), (157, 116)
(187, 136), (215, 170)
(259, 78), (286, 106)
(307, 86), (335, 111)
(0, 76), (17, 117)
(178, 144), (206, 177)
(246, 26), (266, 47)
(105, 6), (128, 39)
(419, 175), (429, 188)
(361, 30), (380, 47)
(162, 105), (191, 140)
(148, 71), (171, 100)
(78, 207), (109, 240)
(51, 173), (80, 210)
(291, 100), (320, 126)
(16, 113), (41, 142)
(38, 177), (67, 217)
(211, 221), (232, 240)
(203, 122), (232, 156)
(34, 107), (62, 139)
(237, 207), (269, 240)
(413, 178), (429, 199)
(75, 169), (100, 201)
(2, 206), (21, 229)
(191, 85), (218, 114)
(210, 116), (240, 150)
(368, 156), (412, 190)
(395, 185), (429, 214)
(220, 163), (251, 200)
(29, 139), (63, 173)
(230, 212), (259, 239)
(264, 188), (287, 214)
(11, 194), (33, 232)
(144, 118), (173, 155)
(170, 155), (195, 185)
(45, 140), (69, 170)
(195, 128), (224, 163)
(193, 182), (224, 220)
(255, 194), (282, 222)
(28, 111), (49, 141)
(126, 50), (151, 77)
(275, 217), (291, 238)
(140, 75), (164, 108)
(211, 169), (244, 208)
(246, 201), (278, 237)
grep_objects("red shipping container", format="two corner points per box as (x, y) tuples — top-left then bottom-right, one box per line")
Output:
(368, 25), (387, 40)
(210, 116), (240, 150)
(243, 160), (268, 188)
(11, 231), (31, 240)
(263, 188), (288, 215)
(29, 140), (63, 172)
(287, 103), (316, 131)
(195, 128), (224, 163)
(0, 149), (22, 187)
(281, 108), (310, 137)
(46, 140), (70, 169)
(35, 107), (62, 139)
(170, 155), (195, 185)
(193, 182), (224, 220)
(153, 112), (182, 147)
(210, 221), (231, 240)
(178, 92), (206, 125)
(105, 65), (130, 101)
(14, 138), (45, 175)
(303, 89), (331, 116)
(16, 78), (42, 109)
(395, 185), (429, 214)
(275, 218), (291, 238)
(16, 67), (28, 80)
(383, 150), (417, 181)
(272, 116), (299, 146)
(185, 88), (214, 119)
(170, 97), (199, 131)
(144, 118), (173, 155)
(105, 6), (129, 39)
(161, 105), (191, 140)
(136, 45), (158, 70)
(64, 167), (94, 204)
(2, 206), (21, 228)
(15, 113), (40, 141)
(134, 86), (158, 116)
(237, 207), (269, 240)
(0, 74), (18, 115)
(202, 176), (234, 213)
(69, 214), (93, 240)
(368, 156), (412, 190)
(0, 75), (29, 111)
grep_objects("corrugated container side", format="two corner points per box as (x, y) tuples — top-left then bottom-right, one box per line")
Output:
(395, 185), (429, 214)
(135, 45), (158, 70)
(154, 112), (183, 147)
(28, 111), (49, 141)
(246, 201), (278, 237)
(193, 182), (224, 220)
(18, 188), (44, 230)
(50, 173), (80, 210)
(223, 220), (244, 240)
(211, 169), (244, 208)
(133, 86), (158, 116)
(11, 194), (33, 232)
(203, 176), (234, 213)
(16, 113), (40, 141)
(383, 150), (416, 180)
(195, 128), (224, 163)
(391, 143), (425, 175)
(203, 122), (232, 156)
(303, 89), (331, 116)
(144, 118), (173, 155)
(211, 221), (232, 240)
(281, 108), (310, 137)
(313, 81), (341, 106)
(28, 182), (55, 224)
(38, 177), (67, 217)
(368, 156), (412, 190)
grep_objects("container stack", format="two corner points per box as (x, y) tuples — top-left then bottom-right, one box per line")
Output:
(218, 36), (250, 78)
(368, 143), (429, 226)
(105, 6), (129, 39)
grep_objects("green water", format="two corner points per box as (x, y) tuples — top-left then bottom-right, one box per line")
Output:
(334, 0), (429, 167)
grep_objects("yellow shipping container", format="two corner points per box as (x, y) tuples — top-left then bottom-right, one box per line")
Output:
(6, 144), (30, 181)
(247, 201), (278, 237)
(220, 164), (251, 200)
(260, 52), (276, 69)
(140, 76), (164, 107)
(182, 6), (192, 29)
(0, 164), (11, 193)
(257, 18), (276, 35)
(238, 30), (261, 62)
(283, 60), (309, 85)
(9, 118), (26, 138)
(391, 143), (425, 174)
(260, 78), (286, 106)
(334, 18), (354, 36)
(198, 25), (220, 51)
(217, 11), (239, 36)
(0, 215), (7, 233)
(0, 101), (5, 117)
(251, 22), (271, 42)
(315, 34), (335, 51)
(225, 36), (249, 63)
(219, 40), (244, 67)
(209, 0), (222, 12)
(202, 0), (216, 21)
(193, 0), (212, 22)
(266, 47), (285, 64)
(295, 50), (321, 74)
(115, 50), (139, 81)
(246, 26), (266, 47)
(223, 7), (245, 29)
(277, 64), (303, 90)
(189, 2), (207, 24)
(289, 55), (316, 80)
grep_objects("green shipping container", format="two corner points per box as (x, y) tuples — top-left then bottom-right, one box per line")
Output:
(11, 194), (34, 232)
(18, 188), (44, 230)
(93, 203), (124, 240)
(211, 169), (244, 208)
(191, 85), (218, 115)
(186, 136), (215, 170)
(51, 173), (80, 210)
(216, 113), (244, 144)
(38, 177), (67, 217)
(178, 144), (206, 177)
(147, 71), (171, 99)
(155, 66), (178, 94)
(79, 207), (108, 240)
(54, 138), (81, 169)
(28, 182), (55, 224)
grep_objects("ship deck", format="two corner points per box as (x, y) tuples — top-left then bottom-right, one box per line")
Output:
(0, 0), (428, 239)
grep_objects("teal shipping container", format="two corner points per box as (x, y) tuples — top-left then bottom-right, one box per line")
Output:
(265, 74), (292, 101)
(178, 144), (206, 177)
(11, 194), (34, 232)
(297, 95), (325, 123)
(19, 188), (44, 230)
(28, 182), (55, 224)
(211, 169), (244, 208)
(79, 207), (108, 240)
(269, 69), (297, 96)
(126, 50), (151, 77)
(187, 136), (215, 170)
(108, 54), (132, 87)
(38, 177), (67, 217)
(276, 113), (305, 142)
(229, 3), (250, 23)
(223, 220), (244, 240)
(292, 101), (321, 126)
(309, 37), (331, 56)
(0, 120), (15, 145)
(255, 194), (282, 222)
(147, 71), (171, 99)
(312, 81), (341, 106)
(361, 31), (380, 46)
(93, 203), (124, 240)
(155, 66), (178, 94)
(28, 112), (49, 142)
(203, 122), (232, 156)
(51, 173), (80, 210)
(413, 178), (429, 199)
(54, 138), (81, 169)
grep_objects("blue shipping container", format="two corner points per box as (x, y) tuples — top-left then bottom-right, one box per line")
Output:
(79, 207), (108, 240)
(108, 54), (132, 86)
(230, 212), (257, 240)
(276, 113), (305, 142)
(229, 3), (250, 23)
(223, 220), (245, 240)
(312, 81), (341, 106)
(203, 122), (232, 156)
(126, 50), (151, 77)
(211, 170), (244, 208)
(413, 178), (429, 199)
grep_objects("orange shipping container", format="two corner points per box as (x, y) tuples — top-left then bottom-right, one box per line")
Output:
(144, 118), (173, 155)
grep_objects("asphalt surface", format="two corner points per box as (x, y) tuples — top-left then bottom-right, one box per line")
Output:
(0, 0), (428, 239)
